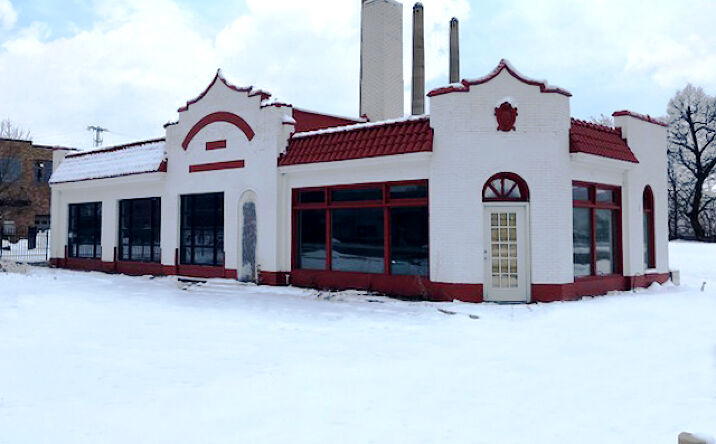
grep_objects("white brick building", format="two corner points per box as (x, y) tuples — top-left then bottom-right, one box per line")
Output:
(48, 2), (670, 303)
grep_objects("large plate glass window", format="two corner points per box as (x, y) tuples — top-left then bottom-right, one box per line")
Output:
(572, 182), (621, 277)
(180, 193), (224, 266)
(292, 180), (429, 276)
(119, 197), (160, 262)
(68, 202), (102, 259)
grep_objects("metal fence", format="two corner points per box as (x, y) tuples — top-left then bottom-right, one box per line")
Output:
(0, 228), (50, 263)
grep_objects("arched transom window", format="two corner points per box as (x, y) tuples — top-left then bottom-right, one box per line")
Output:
(482, 172), (530, 202)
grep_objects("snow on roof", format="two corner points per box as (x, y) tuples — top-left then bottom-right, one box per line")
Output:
(50, 138), (166, 184)
(291, 114), (429, 139)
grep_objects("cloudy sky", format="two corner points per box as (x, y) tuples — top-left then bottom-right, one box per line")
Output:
(1, 0), (714, 149)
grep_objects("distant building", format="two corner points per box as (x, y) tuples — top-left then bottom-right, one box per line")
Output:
(0, 138), (74, 238)
(47, 0), (671, 302)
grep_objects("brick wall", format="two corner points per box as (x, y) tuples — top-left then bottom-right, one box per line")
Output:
(0, 138), (54, 237)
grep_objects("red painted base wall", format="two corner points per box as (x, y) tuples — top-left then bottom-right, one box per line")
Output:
(50, 257), (670, 303)
(290, 269), (483, 302)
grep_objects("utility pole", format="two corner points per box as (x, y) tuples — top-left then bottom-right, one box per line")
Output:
(87, 125), (109, 147)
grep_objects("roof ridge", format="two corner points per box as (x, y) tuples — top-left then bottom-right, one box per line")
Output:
(292, 115), (430, 139)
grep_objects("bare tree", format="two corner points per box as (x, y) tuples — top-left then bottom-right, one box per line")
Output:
(0, 118), (31, 140)
(589, 113), (614, 127)
(667, 84), (716, 239)
(0, 120), (31, 234)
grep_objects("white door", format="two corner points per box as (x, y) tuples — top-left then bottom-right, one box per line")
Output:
(484, 205), (529, 302)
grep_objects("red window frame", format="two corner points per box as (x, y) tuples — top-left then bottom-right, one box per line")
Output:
(291, 180), (429, 275)
(572, 181), (623, 278)
(643, 185), (656, 269)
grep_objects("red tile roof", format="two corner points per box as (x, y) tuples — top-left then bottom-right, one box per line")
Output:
(278, 116), (433, 166)
(570, 119), (639, 163)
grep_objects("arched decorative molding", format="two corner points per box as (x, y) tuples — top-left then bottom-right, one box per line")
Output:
(182, 112), (255, 150)
(482, 172), (530, 202)
(643, 185), (655, 269)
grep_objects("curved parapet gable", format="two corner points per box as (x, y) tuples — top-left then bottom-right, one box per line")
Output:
(181, 111), (255, 150)
(428, 59), (572, 98)
(178, 70), (258, 113)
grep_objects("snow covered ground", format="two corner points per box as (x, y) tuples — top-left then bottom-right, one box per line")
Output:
(0, 242), (714, 443)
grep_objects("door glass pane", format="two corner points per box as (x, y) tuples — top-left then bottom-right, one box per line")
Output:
(490, 211), (518, 288)
(596, 209), (615, 275)
(298, 210), (326, 270)
(331, 208), (384, 273)
(573, 207), (591, 277)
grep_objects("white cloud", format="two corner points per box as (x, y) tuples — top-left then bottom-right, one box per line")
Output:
(1, 0), (713, 149)
(0, 0), (469, 148)
(0, 0), (17, 30)
(478, 0), (716, 117)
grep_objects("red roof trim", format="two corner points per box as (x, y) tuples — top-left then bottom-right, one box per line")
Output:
(612, 110), (667, 127)
(181, 112), (255, 150)
(428, 59), (572, 98)
(66, 138), (165, 158)
(569, 118), (639, 163)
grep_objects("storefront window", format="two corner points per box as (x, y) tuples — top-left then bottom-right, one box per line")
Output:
(572, 182), (621, 278)
(293, 180), (429, 277)
(68, 202), (102, 258)
(180, 193), (224, 266)
(119, 197), (160, 262)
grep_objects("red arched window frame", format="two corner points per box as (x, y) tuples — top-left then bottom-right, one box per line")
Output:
(482, 172), (530, 202)
(643, 186), (655, 269)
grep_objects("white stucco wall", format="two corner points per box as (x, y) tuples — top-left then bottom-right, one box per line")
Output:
(162, 78), (289, 273)
(50, 175), (165, 262)
(613, 115), (669, 275)
(49, 66), (669, 292)
(50, 77), (292, 276)
(428, 69), (573, 287)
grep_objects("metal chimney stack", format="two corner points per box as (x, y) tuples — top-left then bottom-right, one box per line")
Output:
(449, 17), (460, 84)
(411, 3), (425, 115)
